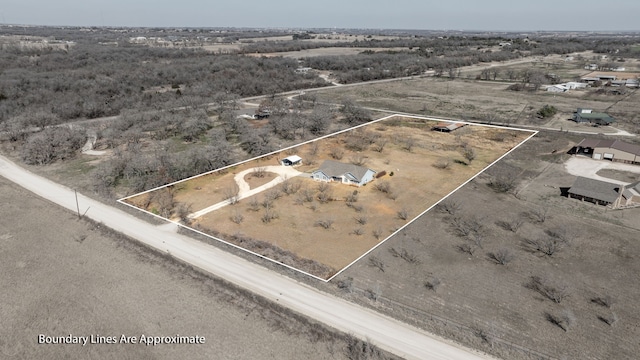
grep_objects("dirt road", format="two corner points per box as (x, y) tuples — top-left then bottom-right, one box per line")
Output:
(0, 154), (494, 360)
(188, 165), (304, 218)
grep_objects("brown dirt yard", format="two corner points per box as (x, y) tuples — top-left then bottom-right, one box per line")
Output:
(0, 176), (370, 360)
(323, 131), (640, 360)
(125, 115), (532, 279)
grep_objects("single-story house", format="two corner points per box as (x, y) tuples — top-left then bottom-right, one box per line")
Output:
(281, 155), (302, 166)
(546, 84), (569, 93)
(568, 176), (621, 206)
(572, 108), (615, 125)
(312, 160), (376, 187)
(431, 122), (466, 132)
(574, 138), (640, 165)
(620, 181), (640, 208)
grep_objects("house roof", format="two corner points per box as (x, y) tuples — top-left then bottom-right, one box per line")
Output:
(314, 160), (373, 182)
(568, 176), (620, 204)
(622, 181), (640, 199)
(283, 155), (302, 163)
(576, 112), (615, 122)
(576, 139), (640, 156)
(432, 122), (466, 131)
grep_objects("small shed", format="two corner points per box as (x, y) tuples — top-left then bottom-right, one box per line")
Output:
(431, 122), (466, 132)
(281, 155), (302, 166)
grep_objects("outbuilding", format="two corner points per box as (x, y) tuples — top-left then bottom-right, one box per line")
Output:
(281, 155), (302, 166)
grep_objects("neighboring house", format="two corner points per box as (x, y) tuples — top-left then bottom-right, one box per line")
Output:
(431, 122), (466, 132)
(620, 181), (640, 208)
(565, 82), (588, 89)
(312, 160), (376, 187)
(574, 138), (640, 165)
(545, 82), (588, 92)
(572, 108), (615, 125)
(567, 176), (622, 207)
(281, 155), (302, 166)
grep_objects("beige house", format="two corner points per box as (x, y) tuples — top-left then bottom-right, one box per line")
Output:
(574, 139), (640, 165)
(620, 181), (640, 208)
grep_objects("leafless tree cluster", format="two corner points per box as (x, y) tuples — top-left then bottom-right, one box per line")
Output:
(21, 127), (85, 165)
(344, 334), (391, 360)
(280, 178), (301, 195)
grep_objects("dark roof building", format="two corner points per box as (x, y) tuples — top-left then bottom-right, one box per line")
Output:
(431, 122), (466, 132)
(575, 139), (640, 165)
(568, 176), (621, 206)
(572, 109), (615, 125)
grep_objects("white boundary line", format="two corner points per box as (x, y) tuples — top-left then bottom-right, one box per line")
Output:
(118, 114), (537, 282)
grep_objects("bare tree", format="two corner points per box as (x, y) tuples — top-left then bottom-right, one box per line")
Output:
(314, 218), (334, 229)
(436, 199), (462, 215)
(223, 185), (240, 205)
(349, 154), (367, 166)
(546, 309), (576, 332)
(591, 295), (614, 308)
(329, 147), (344, 160)
(252, 167), (267, 178)
(524, 236), (565, 256)
(488, 248), (515, 265)
(230, 211), (244, 224)
(397, 208), (409, 220)
(527, 276), (569, 303)
(372, 227), (384, 240)
(458, 243), (476, 256)
(425, 276), (441, 291)
(368, 256), (385, 272)
(462, 145), (476, 164)
(598, 312), (618, 326)
(351, 228), (365, 236)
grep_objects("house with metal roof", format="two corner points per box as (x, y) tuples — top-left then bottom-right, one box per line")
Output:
(281, 155), (302, 166)
(431, 122), (467, 132)
(312, 160), (376, 186)
(572, 108), (615, 125)
(574, 138), (640, 165)
(567, 177), (622, 206)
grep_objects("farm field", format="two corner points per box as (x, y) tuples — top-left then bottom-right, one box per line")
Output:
(123, 115), (533, 279)
(312, 72), (640, 134)
(0, 176), (361, 360)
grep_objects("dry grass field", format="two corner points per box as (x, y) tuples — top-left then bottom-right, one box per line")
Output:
(322, 132), (640, 360)
(0, 176), (379, 360)
(312, 74), (640, 133)
(124, 115), (531, 279)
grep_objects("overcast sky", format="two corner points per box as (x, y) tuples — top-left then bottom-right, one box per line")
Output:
(2, 0), (639, 31)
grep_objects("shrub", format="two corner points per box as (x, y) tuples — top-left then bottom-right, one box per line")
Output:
(537, 104), (558, 119)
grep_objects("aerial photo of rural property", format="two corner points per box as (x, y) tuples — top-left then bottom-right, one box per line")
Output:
(1, 1), (639, 360)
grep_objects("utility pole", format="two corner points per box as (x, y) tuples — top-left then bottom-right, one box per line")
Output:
(75, 190), (81, 219)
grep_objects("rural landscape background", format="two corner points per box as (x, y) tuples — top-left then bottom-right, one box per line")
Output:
(1, 18), (640, 360)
